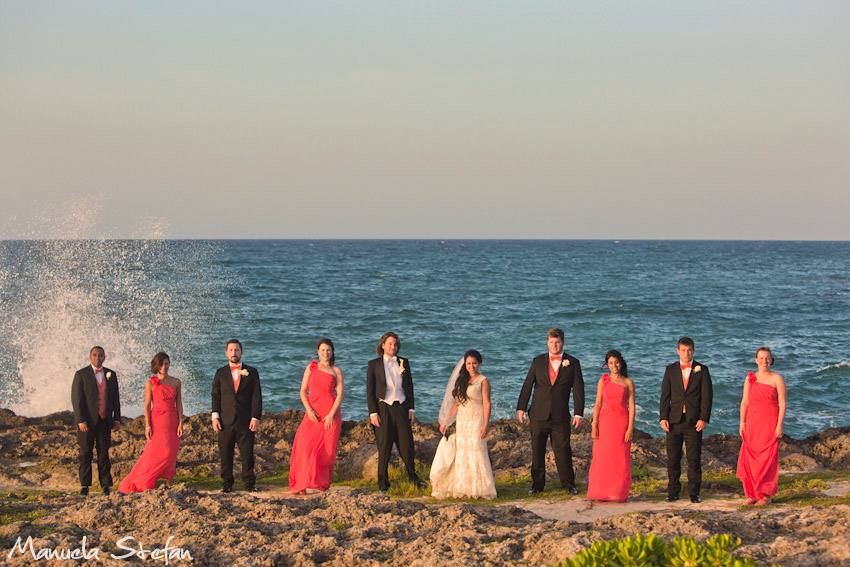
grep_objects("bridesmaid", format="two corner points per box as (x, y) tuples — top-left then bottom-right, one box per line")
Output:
(288, 338), (344, 494)
(586, 350), (635, 502)
(737, 347), (787, 506)
(118, 352), (183, 493)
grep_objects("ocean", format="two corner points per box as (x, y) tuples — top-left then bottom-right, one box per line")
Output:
(1, 239), (847, 438)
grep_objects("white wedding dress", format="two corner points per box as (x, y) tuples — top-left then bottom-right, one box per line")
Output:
(430, 377), (497, 499)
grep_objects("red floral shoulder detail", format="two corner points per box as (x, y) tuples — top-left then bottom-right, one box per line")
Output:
(601, 373), (610, 382)
(150, 376), (159, 387)
(747, 371), (756, 384)
(310, 360), (319, 371)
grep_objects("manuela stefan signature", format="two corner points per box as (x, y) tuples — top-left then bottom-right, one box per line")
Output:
(8, 535), (193, 564)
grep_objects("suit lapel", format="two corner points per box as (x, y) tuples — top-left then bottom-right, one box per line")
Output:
(225, 367), (237, 396)
(376, 359), (387, 397)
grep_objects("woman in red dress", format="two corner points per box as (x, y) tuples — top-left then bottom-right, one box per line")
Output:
(118, 352), (183, 493)
(288, 338), (345, 494)
(737, 347), (787, 506)
(586, 350), (635, 502)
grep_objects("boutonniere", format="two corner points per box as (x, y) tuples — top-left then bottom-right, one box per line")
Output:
(398, 360), (405, 374)
(693, 365), (701, 373)
(241, 369), (249, 377)
(106, 371), (112, 380)
(562, 359), (570, 368)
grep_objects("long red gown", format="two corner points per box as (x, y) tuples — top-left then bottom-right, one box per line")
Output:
(736, 372), (779, 500)
(288, 361), (342, 492)
(118, 377), (180, 493)
(586, 374), (631, 502)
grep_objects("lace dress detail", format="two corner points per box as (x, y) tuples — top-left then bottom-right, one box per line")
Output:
(430, 377), (497, 499)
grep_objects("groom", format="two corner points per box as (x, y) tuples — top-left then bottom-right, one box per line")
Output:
(659, 336), (713, 503)
(71, 346), (122, 496)
(211, 339), (263, 493)
(366, 331), (426, 492)
(516, 328), (584, 494)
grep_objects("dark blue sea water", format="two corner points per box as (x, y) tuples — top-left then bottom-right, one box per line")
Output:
(1, 240), (848, 438)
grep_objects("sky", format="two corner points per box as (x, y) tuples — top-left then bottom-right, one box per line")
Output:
(2, 2), (849, 239)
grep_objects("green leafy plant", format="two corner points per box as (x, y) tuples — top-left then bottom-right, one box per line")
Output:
(554, 534), (779, 567)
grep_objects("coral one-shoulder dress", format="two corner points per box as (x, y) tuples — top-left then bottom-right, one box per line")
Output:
(586, 374), (631, 502)
(736, 372), (780, 500)
(288, 361), (342, 492)
(118, 377), (180, 493)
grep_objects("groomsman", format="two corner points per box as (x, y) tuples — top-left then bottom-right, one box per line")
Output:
(71, 346), (122, 496)
(366, 331), (426, 492)
(516, 328), (585, 494)
(659, 336), (713, 503)
(211, 339), (263, 493)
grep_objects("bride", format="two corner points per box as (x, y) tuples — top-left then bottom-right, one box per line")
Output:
(430, 350), (497, 499)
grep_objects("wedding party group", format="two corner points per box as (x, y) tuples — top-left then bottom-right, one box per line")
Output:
(70, 329), (786, 507)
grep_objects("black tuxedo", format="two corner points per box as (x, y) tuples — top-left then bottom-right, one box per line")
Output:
(211, 364), (263, 488)
(366, 356), (420, 490)
(659, 361), (713, 498)
(516, 353), (585, 490)
(71, 366), (121, 488)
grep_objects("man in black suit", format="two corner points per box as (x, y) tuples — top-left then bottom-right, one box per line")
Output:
(366, 331), (425, 492)
(71, 346), (121, 496)
(516, 328), (585, 494)
(211, 339), (263, 493)
(660, 336), (713, 503)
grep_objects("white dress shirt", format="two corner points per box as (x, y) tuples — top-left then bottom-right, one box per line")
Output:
(381, 355), (406, 406)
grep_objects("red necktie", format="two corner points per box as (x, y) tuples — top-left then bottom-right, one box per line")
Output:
(549, 357), (558, 385)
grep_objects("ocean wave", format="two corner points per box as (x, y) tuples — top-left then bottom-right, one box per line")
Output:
(817, 361), (850, 372)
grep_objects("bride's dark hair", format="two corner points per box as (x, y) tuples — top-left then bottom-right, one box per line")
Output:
(452, 350), (483, 405)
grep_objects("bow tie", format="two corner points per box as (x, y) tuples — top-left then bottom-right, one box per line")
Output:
(550, 356), (561, 362)
(230, 366), (241, 371)
(680, 363), (691, 371)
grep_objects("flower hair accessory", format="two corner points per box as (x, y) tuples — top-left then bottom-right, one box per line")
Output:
(693, 365), (701, 373)
(562, 359), (570, 368)
(241, 369), (249, 377)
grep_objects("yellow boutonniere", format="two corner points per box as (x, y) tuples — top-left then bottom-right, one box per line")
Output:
(106, 371), (112, 380)
(693, 365), (701, 373)
(562, 359), (570, 368)
(241, 369), (249, 377)
(398, 360), (405, 374)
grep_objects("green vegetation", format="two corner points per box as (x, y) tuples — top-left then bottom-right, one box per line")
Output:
(553, 533), (779, 567)
(0, 504), (47, 525)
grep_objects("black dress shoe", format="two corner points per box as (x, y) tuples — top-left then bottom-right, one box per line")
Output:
(665, 494), (679, 502)
(103, 487), (111, 495)
(565, 486), (579, 495)
(690, 495), (702, 503)
(528, 488), (543, 495)
(220, 484), (233, 494)
(245, 486), (259, 493)
(414, 479), (428, 489)
(79, 487), (89, 496)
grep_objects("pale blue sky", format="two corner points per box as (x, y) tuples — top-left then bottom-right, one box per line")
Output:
(2, 2), (848, 239)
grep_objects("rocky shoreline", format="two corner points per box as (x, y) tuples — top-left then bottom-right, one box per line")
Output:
(1, 409), (849, 566)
